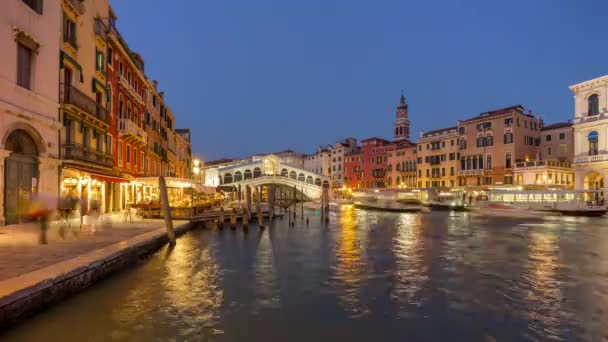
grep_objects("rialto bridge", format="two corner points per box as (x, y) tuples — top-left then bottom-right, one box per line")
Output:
(216, 155), (328, 200)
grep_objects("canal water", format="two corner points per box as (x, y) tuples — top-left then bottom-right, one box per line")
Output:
(4, 206), (608, 341)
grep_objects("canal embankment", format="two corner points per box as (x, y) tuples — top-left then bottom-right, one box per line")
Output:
(0, 218), (197, 329)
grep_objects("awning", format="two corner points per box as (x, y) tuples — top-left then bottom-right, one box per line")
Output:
(90, 173), (130, 183)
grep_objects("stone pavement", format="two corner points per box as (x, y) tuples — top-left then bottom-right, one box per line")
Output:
(0, 215), (187, 282)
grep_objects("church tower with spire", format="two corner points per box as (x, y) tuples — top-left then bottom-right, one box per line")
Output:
(394, 93), (410, 141)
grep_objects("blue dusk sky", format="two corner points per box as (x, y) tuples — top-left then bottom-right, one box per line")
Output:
(111, 0), (607, 160)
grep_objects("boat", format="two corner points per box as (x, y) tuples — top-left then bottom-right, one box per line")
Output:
(352, 189), (425, 212)
(475, 189), (607, 217)
(425, 190), (471, 211)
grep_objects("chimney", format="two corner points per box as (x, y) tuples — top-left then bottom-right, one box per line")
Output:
(153, 80), (158, 89)
(420, 129), (425, 138)
(159, 91), (165, 99)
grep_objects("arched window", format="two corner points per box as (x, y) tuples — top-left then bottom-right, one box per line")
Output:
(478, 155), (483, 169)
(306, 176), (313, 184)
(298, 173), (305, 182)
(280, 168), (288, 177)
(234, 171), (242, 182)
(253, 167), (262, 177)
(223, 173), (233, 184)
(486, 155), (492, 170)
(396, 176), (400, 185)
(387, 164), (392, 172)
(289, 171), (297, 179)
(588, 94), (599, 116)
(244, 169), (252, 179)
(588, 131), (599, 156)
(505, 153), (512, 169)
(314, 178), (322, 186)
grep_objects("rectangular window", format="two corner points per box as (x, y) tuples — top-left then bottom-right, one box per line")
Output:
(426, 169), (430, 177)
(95, 49), (104, 72)
(107, 48), (113, 65)
(559, 132), (565, 140)
(546, 134), (552, 142)
(63, 14), (77, 47)
(504, 133), (513, 144)
(17, 43), (33, 89)
(441, 168), (445, 177)
(119, 62), (123, 76)
(140, 152), (145, 169)
(133, 148), (137, 166)
(106, 134), (112, 155)
(450, 167), (454, 176)
(505, 118), (513, 126)
(22, 0), (43, 14)
(126, 145), (131, 163)
(118, 141), (123, 166)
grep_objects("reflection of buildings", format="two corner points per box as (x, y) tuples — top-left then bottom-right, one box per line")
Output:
(391, 214), (427, 306)
(570, 75), (608, 193)
(333, 205), (367, 317)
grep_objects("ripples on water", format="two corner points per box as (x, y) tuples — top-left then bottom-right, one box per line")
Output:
(4, 208), (608, 341)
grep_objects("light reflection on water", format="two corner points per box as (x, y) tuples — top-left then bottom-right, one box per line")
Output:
(4, 208), (608, 341)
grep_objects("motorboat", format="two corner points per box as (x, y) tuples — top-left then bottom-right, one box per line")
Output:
(352, 189), (424, 212)
(425, 190), (471, 211)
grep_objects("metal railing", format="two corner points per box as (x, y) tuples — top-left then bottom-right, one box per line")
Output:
(573, 113), (607, 125)
(61, 85), (109, 123)
(65, 0), (85, 15)
(63, 142), (113, 167)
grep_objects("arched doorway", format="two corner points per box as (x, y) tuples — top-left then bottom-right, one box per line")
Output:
(584, 171), (604, 203)
(4, 129), (39, 224)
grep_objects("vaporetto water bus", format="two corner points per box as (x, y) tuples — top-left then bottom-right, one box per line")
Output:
(476, 189), (607, 217)
(352, 189), (425, 212)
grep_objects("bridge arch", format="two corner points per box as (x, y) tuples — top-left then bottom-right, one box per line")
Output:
(289, 171), (297, 179)
(234, 171), (243, 182)
(224, 173), (233, 184)
(306, 176), (313, 184)
(244, 169), (252, 179)
(298, 173), (305, 182)
(280, 168), (288, 177)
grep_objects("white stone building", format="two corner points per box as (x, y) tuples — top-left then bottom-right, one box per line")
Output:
(303, 146), (331, 177)
(0, 0), (62, 225)
(570, 75), (608, 193)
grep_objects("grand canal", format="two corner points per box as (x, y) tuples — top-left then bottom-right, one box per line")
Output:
(5, 206), (608, 341)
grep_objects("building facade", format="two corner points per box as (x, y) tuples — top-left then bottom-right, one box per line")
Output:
(59, 0), (118, 216)
(386, 141), (417, 188)
(303, 146), (331, 177)
(343, 137), (391, 189)
(416, 126), (459, 188)
(329, 137), (357, 187)
(0, 0), (62, 224)
(570, 75), (608, 193)
(458, 105), (542, 187)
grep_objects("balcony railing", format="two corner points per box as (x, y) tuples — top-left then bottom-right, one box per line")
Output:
(514, 160), (572, 169)
(63, 142), (113, 167)
(65, 0), (85, 15)
(118, 119), (148, 143)
(573, 113), (608, 125)
(63, 32), (78, 50)
(61, 85), (109, 123)
(458, 169), (483, 176)
(574, 154), (608, 164)
(94, 18), (107, 37)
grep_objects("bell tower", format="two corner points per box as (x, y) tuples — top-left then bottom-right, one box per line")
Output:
(394, 93), (410, 141)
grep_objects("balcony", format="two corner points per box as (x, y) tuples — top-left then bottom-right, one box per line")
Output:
(514, 160), (572, 169)
(118, 76), (144, 105)
(573, 112), (608, 125)
(94, 18), (107, 37)
(458, 169), (483, 176)
(118, 119), (148, 146)
(61, 85), (109, 124)
(63, 142), (113, 167)
(574, 154), (608, 164)
(64, 0), (85, 15)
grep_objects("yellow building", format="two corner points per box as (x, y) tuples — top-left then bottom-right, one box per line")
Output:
(59, 0), (118, 215)
(416, 126), (459, 188)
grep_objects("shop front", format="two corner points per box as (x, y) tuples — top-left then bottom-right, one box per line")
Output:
(60, 167), (128, 217)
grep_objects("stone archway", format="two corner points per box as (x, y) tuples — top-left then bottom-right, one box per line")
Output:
(4, 129), (40, 225)
(584, 171), (603, 190)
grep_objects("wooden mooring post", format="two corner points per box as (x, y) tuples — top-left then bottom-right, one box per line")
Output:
(230, 208), (237, 229)
(159, 176), (176, 245)
(246, 185), (252, 221)
(218, 206), (225, 229)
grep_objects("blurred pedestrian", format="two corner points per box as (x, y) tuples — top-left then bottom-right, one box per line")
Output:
(29, 192), (57, 244)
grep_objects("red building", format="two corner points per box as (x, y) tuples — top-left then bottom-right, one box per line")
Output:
(344, 137), (392, 189)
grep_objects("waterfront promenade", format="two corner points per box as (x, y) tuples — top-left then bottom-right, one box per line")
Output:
(0, 216), (192, 328)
